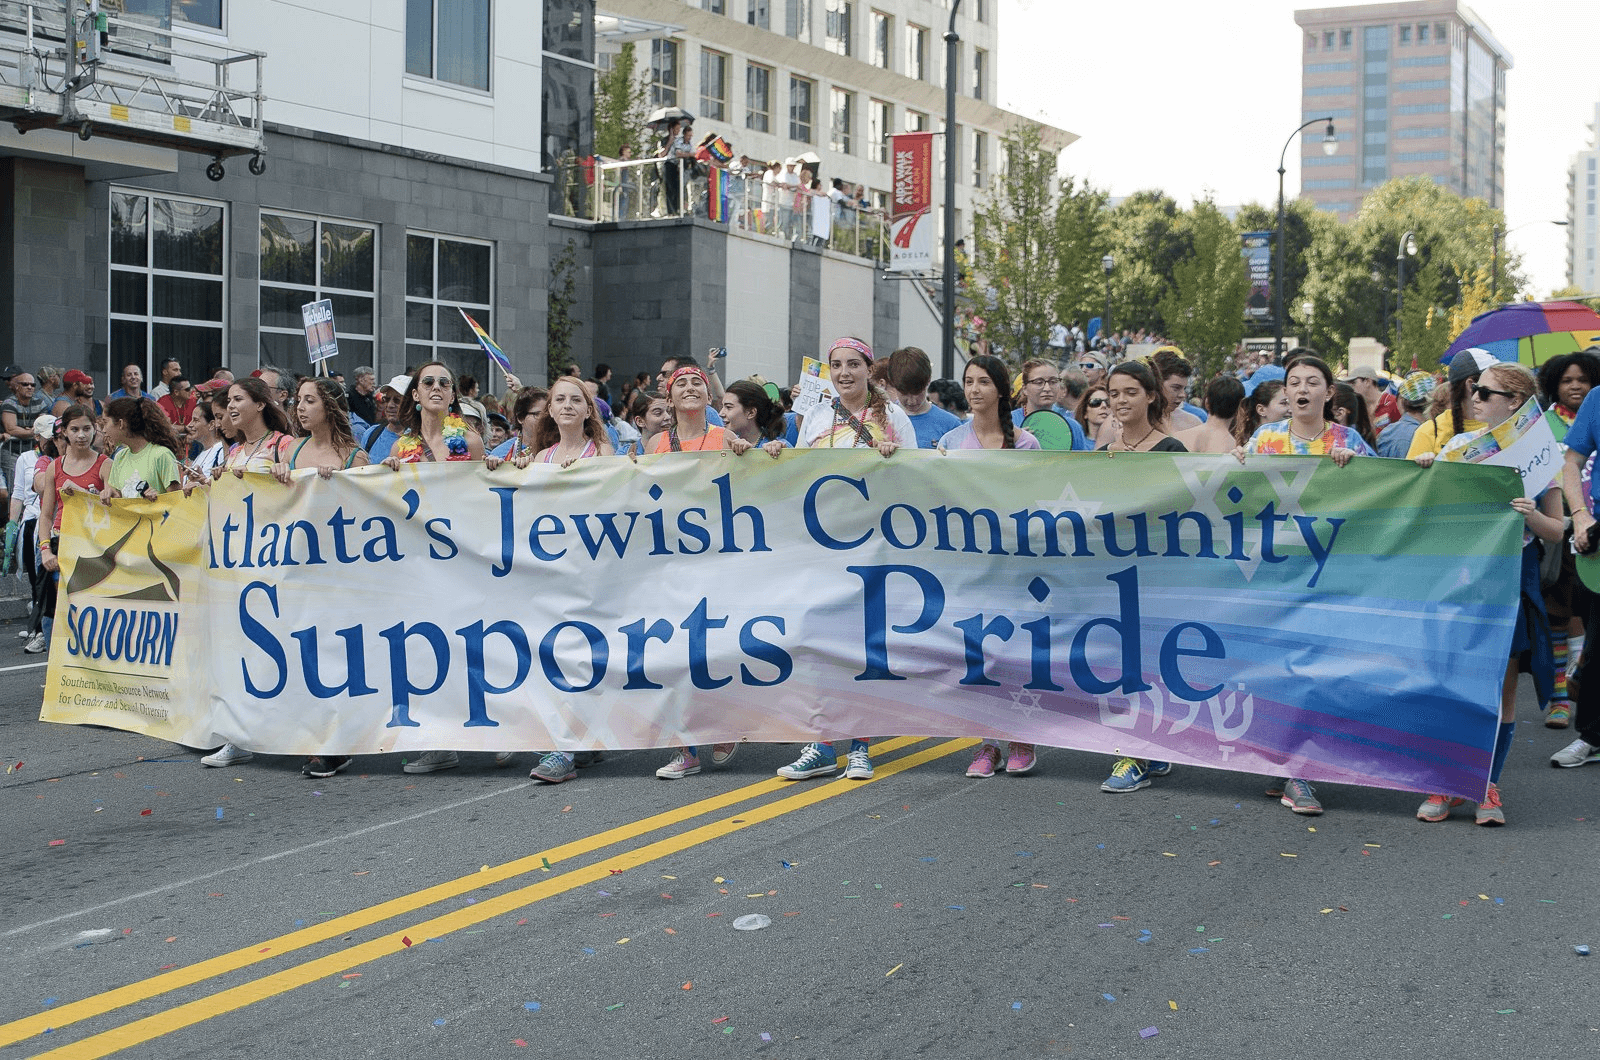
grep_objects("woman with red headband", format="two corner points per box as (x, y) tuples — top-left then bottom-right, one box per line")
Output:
(648, 365), (727, 454)
(779, 336), (915, 783)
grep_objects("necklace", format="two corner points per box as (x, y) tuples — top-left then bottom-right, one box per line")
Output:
(1120, 424), (1158, 451)
(1288, 420), (1327, 443)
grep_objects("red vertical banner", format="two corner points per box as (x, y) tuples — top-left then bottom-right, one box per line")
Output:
(888, 132), (935, 272)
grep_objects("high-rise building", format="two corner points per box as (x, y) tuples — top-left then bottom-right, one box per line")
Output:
(1293, 1), (1510, 219)
(1568, 102), (1600, 295)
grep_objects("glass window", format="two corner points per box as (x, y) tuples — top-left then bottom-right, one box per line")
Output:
(1323, 31), (1335, 50)
(904, 109), (926, 133)
(829, 88), (853, 154)
(825, 0), (851, 56)
(176, 0), (223, 30)
(650, 39), (679, 107)
(259, 214), (376, 376)
(1434, 22), (1447, 44)
(543, 0), (592, 60)
(789, 76), (814, 143)
(1306, 33), (1316, 51)
(109, 190), (226, 387)
(700, 0), (724, 12)
(905, 23), (926, 80)
(700, 50), (728, 122)
(1340, 28), (1352, 49)
(871, 10), (891, 68)
(785, 0), (811, 43)
(1398, 25), (1411, 44)
(971, 47), (986, 100)
(971, 130), (986, 188)
(973, 0), (985, 22)
(405, 0), (490, 92)
(746, 0), (769, 28)
(405, 233), (494, 378)
(1417, 23), (1429, 43)
(746, 64), (772, 132)
(867, 98), (890, 163)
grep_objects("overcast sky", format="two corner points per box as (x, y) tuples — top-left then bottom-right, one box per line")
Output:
(999, 0), (1597, 298)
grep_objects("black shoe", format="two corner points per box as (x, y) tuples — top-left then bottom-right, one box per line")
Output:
(574, 750), (604, 768)
(304, 755), (352, 779)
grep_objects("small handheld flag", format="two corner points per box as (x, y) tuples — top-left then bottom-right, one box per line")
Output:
(458, 309), (512, 374)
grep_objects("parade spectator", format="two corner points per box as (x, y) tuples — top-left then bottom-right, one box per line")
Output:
(347, 366), (379, 426)
(251, 364), (292, 409)
(1414, 363), (1561, 825)
(2, 370), (52, 496)
(1175, 375), (1245, 454)
(362, 375), (413, 462)
(884, 346), (960, 448)
(156, 376), (198, 430)
(108, 363), (146, 401)
(777, 337), (915, 784)
(1330, 382), (1378, 450)
(1013, 358), (1089, 450)
(149, 358), (182, 401)
(1376, 371), (1436, 459)
(36, 365), (61, 406)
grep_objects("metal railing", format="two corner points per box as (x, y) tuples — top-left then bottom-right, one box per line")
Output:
(555, 155), (889, 264)
(0, 1), (265, 169)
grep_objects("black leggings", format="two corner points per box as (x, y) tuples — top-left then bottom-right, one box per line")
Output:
(1576, 592), (1600, 745)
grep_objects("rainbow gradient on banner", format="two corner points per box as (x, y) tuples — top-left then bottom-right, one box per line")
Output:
(707, 167), (730, 223)
(458, 309), (511, 374)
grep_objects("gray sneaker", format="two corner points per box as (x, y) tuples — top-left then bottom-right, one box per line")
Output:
(23, 632), (45, 654)
(530, 751), (576, 783)
(402, 750), (459, 774)
(201, 743), (253, 768)
(1550, 738), (1600, 768)
(1279, 778), (1324, 815)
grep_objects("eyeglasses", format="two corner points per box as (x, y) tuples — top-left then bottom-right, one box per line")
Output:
(1026, 377), (1060, 388)
(1086, 397), (1108, 408)
(1077, 362), (1099, 371)
(419, 375), (454, 390)
(1471, 385), (1515, 401)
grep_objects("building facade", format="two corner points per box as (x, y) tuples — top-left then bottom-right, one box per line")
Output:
(1568, 101), (1600, 295)
(1294, 1), (1509, 220)
(0, 0), (555, 391)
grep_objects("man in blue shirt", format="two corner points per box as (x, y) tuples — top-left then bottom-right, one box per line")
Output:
(1557, 383), (1600, 769)
(1376, 371), (1435, 458)
(108, 363), (146, 401)
(883, 346), (960, 448)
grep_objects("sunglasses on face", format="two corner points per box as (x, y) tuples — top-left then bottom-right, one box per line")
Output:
(1471, 385), (1514, 401)
(419, 376), (454, 390)
(1086, 397), (1108, 408)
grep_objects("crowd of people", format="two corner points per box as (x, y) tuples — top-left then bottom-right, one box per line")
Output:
(14, 337), (1596, 826)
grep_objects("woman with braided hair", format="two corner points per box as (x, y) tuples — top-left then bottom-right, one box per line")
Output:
(935, 356), (1044, 777)
(778, 337), (916, 783)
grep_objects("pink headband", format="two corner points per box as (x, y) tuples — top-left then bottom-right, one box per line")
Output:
(667, 365), (708, 392)
(829, 337), (873, 363)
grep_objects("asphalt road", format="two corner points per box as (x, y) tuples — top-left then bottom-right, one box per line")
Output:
(2, 645), (1597, 1060)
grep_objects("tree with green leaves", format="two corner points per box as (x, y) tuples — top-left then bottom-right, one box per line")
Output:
(971, 124), (1103, 362)
(594, 43), (651, 158)
(1157, 200), (1248, 381)
(1105, 190), (1192, 337)
(547, 240), (579, 381)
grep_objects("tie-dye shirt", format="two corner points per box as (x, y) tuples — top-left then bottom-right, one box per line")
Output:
(1244, 420), (1376, 457)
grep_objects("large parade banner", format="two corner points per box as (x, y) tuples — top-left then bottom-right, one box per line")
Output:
(40, 452), (1524, 799)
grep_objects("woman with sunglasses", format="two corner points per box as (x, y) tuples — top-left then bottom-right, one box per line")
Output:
(1413, 363), (1561, 826)
(1407, 348), (1493, 458)
(778, 337), (915, 784)
(648, 365), (726, 454)
(650, 363), (744, 779)
(382, 363), (485, 775)
(940, 357), (1043, 777)
(1228, 352), (1374, 815)
(1076, 385), (1111, 439)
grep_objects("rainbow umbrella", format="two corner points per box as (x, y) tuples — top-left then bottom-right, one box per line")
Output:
(1443, 301), (1600, 367)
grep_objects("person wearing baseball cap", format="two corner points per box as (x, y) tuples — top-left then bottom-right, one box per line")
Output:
(360, 374), (414, 462)
(1375, 371), (1437, 458)
(1405, 348), (1496, 458)
(1341, 364), (1401, 433)
(54, 369), (101, 418)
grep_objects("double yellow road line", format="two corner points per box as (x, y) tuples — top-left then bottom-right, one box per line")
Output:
(5, 736), (975, 1058)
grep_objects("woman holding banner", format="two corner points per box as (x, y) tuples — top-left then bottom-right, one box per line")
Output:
(216, 378), (295, 480)
(1222, 352), (1374, 815)
(939, 356), (1044, 778)
(100, 397), (182, 500)
(272, 378), (370, 483)
(1412, 362), (1561, 826)
(778, 337), (915, 783)
(34, 408), (108, 653)
(721, 379), (789, 458)
(647, 365), (727, 454)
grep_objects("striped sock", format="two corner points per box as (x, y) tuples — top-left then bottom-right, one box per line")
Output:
(1554, 635), (1570, 702)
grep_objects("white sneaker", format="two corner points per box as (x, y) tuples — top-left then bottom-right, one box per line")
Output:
(23, 632), (45, 654)
(655, 749), (701, 779)
(1550, 738), (1600, 768)
(201, 743), (253, 767)
(403, 750), (459, 774)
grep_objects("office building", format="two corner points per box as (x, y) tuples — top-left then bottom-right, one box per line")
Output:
(1293, 1), (1510, 219)
(1568, 101), (1599, 295)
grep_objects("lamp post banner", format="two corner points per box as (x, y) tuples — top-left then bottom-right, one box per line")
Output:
(889, 131), (934, 272)
(40, 453), (1520, 799)
(1242, 231), (1273, 323)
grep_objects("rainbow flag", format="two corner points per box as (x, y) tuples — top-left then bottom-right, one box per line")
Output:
(458, 309), (511, 374)
(707, 136), (734, 165)
(707, 166), (730, 223)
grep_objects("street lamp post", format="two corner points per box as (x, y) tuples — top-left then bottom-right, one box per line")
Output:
(1491, 219), (1569, 302)
(1396, 230), (1416, 357)
(939, 0), (963, 380)
(1275, 117), (1338, 361)
(1101, 254), (1114, 345)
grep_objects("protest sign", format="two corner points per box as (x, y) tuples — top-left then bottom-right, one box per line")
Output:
(41, 452), (1523, 799)
(302, 300), (337, 365)
(1441, 396), (1559, 499)
(792, 357), (836, 419)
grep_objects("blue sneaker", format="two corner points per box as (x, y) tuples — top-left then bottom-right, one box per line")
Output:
(777, 743), (838, 780)
(1100, 757), (1164, 793)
